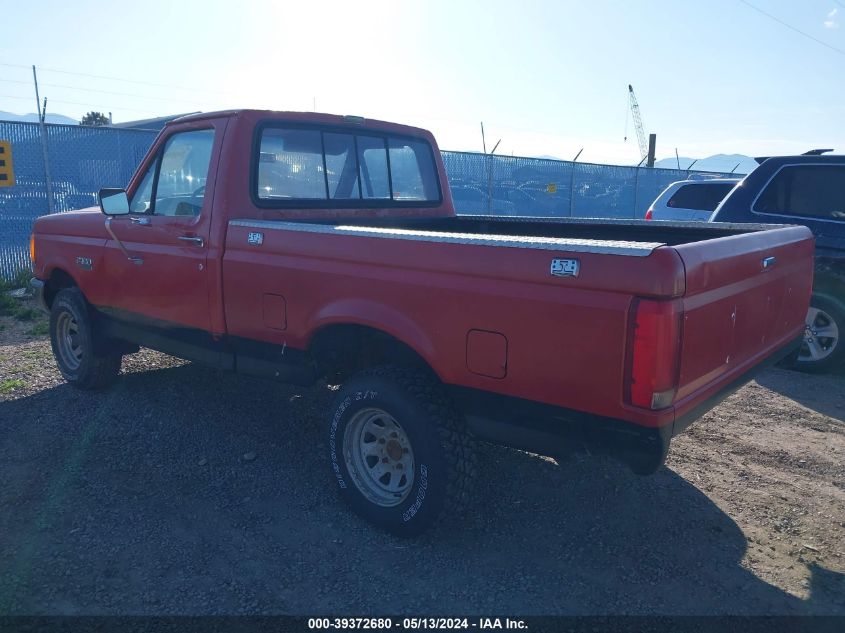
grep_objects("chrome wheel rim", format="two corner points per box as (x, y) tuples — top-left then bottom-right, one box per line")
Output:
(799, 307), (839, 363)
(55, 311), (83, 371)
(343, 407), (415, 507)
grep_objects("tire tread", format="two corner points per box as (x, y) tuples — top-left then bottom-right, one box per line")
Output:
(336, 365), (476, 533)
(51, 288), (122, 390)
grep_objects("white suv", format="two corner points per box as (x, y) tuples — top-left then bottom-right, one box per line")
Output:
(645, 178), (741, 221)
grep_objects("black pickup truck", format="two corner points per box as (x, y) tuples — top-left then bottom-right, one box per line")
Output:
(711, 154), (845, 372)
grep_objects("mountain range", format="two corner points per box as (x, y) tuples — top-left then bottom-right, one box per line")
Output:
(654, 153), (758, 175)
(0, 110), (79, 125)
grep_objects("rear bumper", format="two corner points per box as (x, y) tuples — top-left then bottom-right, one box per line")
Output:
(450, 334), (802, 475)
(452, 386), (673, 475)
(29, 278), (48, 313)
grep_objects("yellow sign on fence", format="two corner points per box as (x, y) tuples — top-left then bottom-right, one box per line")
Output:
(0, 141), (14, 187)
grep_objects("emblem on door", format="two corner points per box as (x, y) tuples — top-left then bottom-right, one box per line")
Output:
(247, 232), (264, 245)
(550, 258), (580, 277)
(75, 256), (93, 271)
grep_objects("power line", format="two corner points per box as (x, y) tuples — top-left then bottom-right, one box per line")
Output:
(0, 61), (233, 96)
(0, 78), (199, 104)
(0, 93), (159, 115)
(738, 0), (845, 57)
(0, 78), (207, 106)
(42, 82), (207, 106)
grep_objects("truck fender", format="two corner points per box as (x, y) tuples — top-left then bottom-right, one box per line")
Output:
(307, 298), (439, 376)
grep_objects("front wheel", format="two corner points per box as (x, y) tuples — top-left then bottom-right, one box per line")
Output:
(327, 366), (476, 536)
(49, 288), (122, 389)
(794, 293), (845, 373)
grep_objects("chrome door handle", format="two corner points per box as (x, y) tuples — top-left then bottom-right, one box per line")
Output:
(762, 256), (776, 269)
(130, 216), (151, 226)
(178, 236), (205, 247)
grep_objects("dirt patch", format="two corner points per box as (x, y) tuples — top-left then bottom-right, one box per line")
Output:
(0, 326), (843, 615)
(0, 295), (50, 348)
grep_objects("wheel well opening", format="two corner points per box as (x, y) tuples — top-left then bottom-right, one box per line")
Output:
(44, 269), (77, 308)
(309, 324), (433, 380)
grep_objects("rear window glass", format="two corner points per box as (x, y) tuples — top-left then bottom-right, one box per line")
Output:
(357, 136), (390, 200)
(388, 138), (439, 201)
(256, 126), (440, 205)
(257, 129), (326, 200)
(324, 133), (360, 200)
(666, 182), (736, 212)
(754, 165), (845, 221)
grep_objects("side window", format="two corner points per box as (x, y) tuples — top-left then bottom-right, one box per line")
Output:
(357, 136), (390, 199)
(130, 162), (155, 213)
(755, 165), (845, 220)
(258, 128), (326, 200)
(388, 138), (439, 201)
(153, 129), (215, 217)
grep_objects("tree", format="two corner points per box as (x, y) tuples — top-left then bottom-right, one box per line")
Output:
(80, 111), (110, 126)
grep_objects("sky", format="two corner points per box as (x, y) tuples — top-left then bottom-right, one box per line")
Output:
(1, 0), (844, 165)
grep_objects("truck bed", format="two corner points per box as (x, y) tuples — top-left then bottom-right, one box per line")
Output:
(223, 215), (814, 447)
(298, 215), (795, 247)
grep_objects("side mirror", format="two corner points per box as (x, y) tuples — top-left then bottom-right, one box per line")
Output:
(98, 188), (130, 216)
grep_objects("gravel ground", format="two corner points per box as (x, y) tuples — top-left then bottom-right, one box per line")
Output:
(0, 299), (843, 616)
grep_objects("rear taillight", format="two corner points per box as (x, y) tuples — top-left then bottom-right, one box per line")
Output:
(625, 298), (683, 410)
(644, 209), (653, 220)
(29, 233), (36, 265)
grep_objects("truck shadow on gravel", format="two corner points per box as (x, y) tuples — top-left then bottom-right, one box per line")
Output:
(0, 361), (842, 616)
(755, 367), (845, 423)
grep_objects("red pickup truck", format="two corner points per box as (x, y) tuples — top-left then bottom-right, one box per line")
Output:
(29, 110), (814, 535)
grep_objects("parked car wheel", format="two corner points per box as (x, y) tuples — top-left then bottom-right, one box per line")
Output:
(327, 365), (476, 536)
(794, 293), (844, 373)
(49, 288), (122, 389)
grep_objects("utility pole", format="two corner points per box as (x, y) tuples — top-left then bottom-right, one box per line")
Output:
(32, 65), (55, 213)
(646, 134), (656, 168)
(480, 122), (491, 214)
(32, 65), (42, 121)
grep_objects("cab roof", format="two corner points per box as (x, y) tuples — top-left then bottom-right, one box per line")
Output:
(167, 109), (433, 139)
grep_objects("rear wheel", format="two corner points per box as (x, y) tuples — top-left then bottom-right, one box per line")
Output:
(327, 366), (476, 536)
(794, 293), (844, 373)
(49, 288), (122, 389)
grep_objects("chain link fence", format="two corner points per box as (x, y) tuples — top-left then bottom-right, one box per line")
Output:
(0, 121), (157, 280)
(442, 152), (738, 219)
(0, 121), (740, 280)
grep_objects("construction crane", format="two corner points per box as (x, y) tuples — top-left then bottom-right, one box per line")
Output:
(624, 84), (648, 163)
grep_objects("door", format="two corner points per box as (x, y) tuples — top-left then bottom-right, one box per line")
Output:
(101, 121), (224, 339)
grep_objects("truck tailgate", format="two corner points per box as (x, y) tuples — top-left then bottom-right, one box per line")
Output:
(672, 225), (814, 409)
